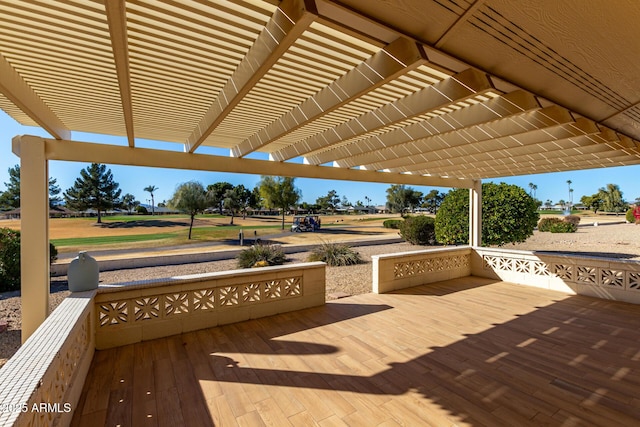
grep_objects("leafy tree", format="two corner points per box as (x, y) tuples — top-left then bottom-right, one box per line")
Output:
(598, 183), (626, 212)
(251, 186), (263, 211)
(207, 182), (233, 215)
(0, 164), (62, 209)
(63, 163), (122, 223)
(386, 185), (423, 216)
(316, 190), (340, 213)
(580, 194), (603, 214)
(168, 181), (212, 239)
(435, 182), (539, 246)
(258, 176), (301, 229)
(223, 188), (241, 225)
(422, 189), (444, 213)
(121, 193), (139, 214)
(223, 185), (258, 224)
(341, 196), (351, 208)
(143, 185), (158, 215)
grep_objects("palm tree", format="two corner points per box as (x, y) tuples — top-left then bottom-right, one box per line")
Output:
(528, 182), (534, 196)
(144, 185), (158, 215)
(532, 184), (538, 199)
(569, 189), (574, 212)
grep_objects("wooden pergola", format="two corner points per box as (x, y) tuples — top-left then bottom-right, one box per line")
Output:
(2, 0), (640, 340)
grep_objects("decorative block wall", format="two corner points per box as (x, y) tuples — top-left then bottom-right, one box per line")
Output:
(94, 262), (326, 349)
(472, 248), (640, 304)
(372, 247), (472, 293)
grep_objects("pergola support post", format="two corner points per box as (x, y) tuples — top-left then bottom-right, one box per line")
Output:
(469, 179), (482, 247)
(12, 135), (50, 342)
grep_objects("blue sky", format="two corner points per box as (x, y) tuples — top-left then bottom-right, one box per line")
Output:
(1, 110), (639, 207)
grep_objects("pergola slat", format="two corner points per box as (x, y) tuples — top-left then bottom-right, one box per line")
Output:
(185, 0), (317, 153)
(277, 68), (496, 164)
(232, 37), (429, 157)
(338, 91), (546, 170)
(386, 114), (596, 173)
(0, 53), (70, 140)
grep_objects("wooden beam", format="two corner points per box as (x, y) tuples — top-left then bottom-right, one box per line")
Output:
(339, 91), (541, 170)
(275, 68), (496, 164)
(386, 111), (591, 173)
(104, 0), (135, 147)
(186, 0), (318, 153)
(0, 54), (70, 140)
(462, 154), (640, 178)
(233, 37), (429, 158)
(36, 136), (474, 189)
(421, 140), (621, 176)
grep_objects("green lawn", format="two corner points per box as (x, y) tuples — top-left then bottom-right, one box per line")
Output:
(52, 223), (286, 252)
(51, 233), (177, 247)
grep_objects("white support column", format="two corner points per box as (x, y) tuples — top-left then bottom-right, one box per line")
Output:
(12, 135), (50, 342)
(469, 179), (482, 247)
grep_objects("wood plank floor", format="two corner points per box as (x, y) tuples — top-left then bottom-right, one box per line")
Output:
(72, 277), (640, 426)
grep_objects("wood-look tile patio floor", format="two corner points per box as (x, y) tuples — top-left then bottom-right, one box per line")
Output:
(72, 277), (640, 426)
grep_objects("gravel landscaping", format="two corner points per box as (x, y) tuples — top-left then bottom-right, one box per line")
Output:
(2, 222), (640, 368)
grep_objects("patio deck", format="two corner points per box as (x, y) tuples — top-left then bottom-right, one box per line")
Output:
(71, 277), (640, 426)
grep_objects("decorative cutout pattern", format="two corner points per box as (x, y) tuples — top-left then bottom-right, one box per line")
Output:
(553, 264), (573, 281)
(135, 297), (159, 321)
(394, 254), (470, 279)
(193, 289), (215, 311)
(99, 301), (128, 326)
(483, 254), (640, 292)
(97, 275), (304, 328)
(165, 292), (189, 316)
(601, 270), (624, 288)
(284, 277), (302, 296)
(577, 266), (597, 284)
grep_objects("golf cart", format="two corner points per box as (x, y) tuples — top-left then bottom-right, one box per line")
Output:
(291, 215), (321, 232)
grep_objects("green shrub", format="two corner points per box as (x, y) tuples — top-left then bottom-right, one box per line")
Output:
(399, 215), (436, 245)
(0, 228), (58, 292)
(383, 219), (403, 229)
(538, 216), (580, 232)
(538, 217), (564, 232)
(236, 244), (286, 268)
(564, 215), (581, 226)
(307, 242), (362, 266)
(549, 222), (577, 233)
(627, 208), (635, 223)
(135, 205), (149, 215)
(435, 183), (539, 246)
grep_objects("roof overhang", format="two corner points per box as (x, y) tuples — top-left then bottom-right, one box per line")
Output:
(2, 0), (640, 187)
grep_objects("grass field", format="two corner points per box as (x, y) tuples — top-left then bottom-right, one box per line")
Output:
(0, 213), (398, 253)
